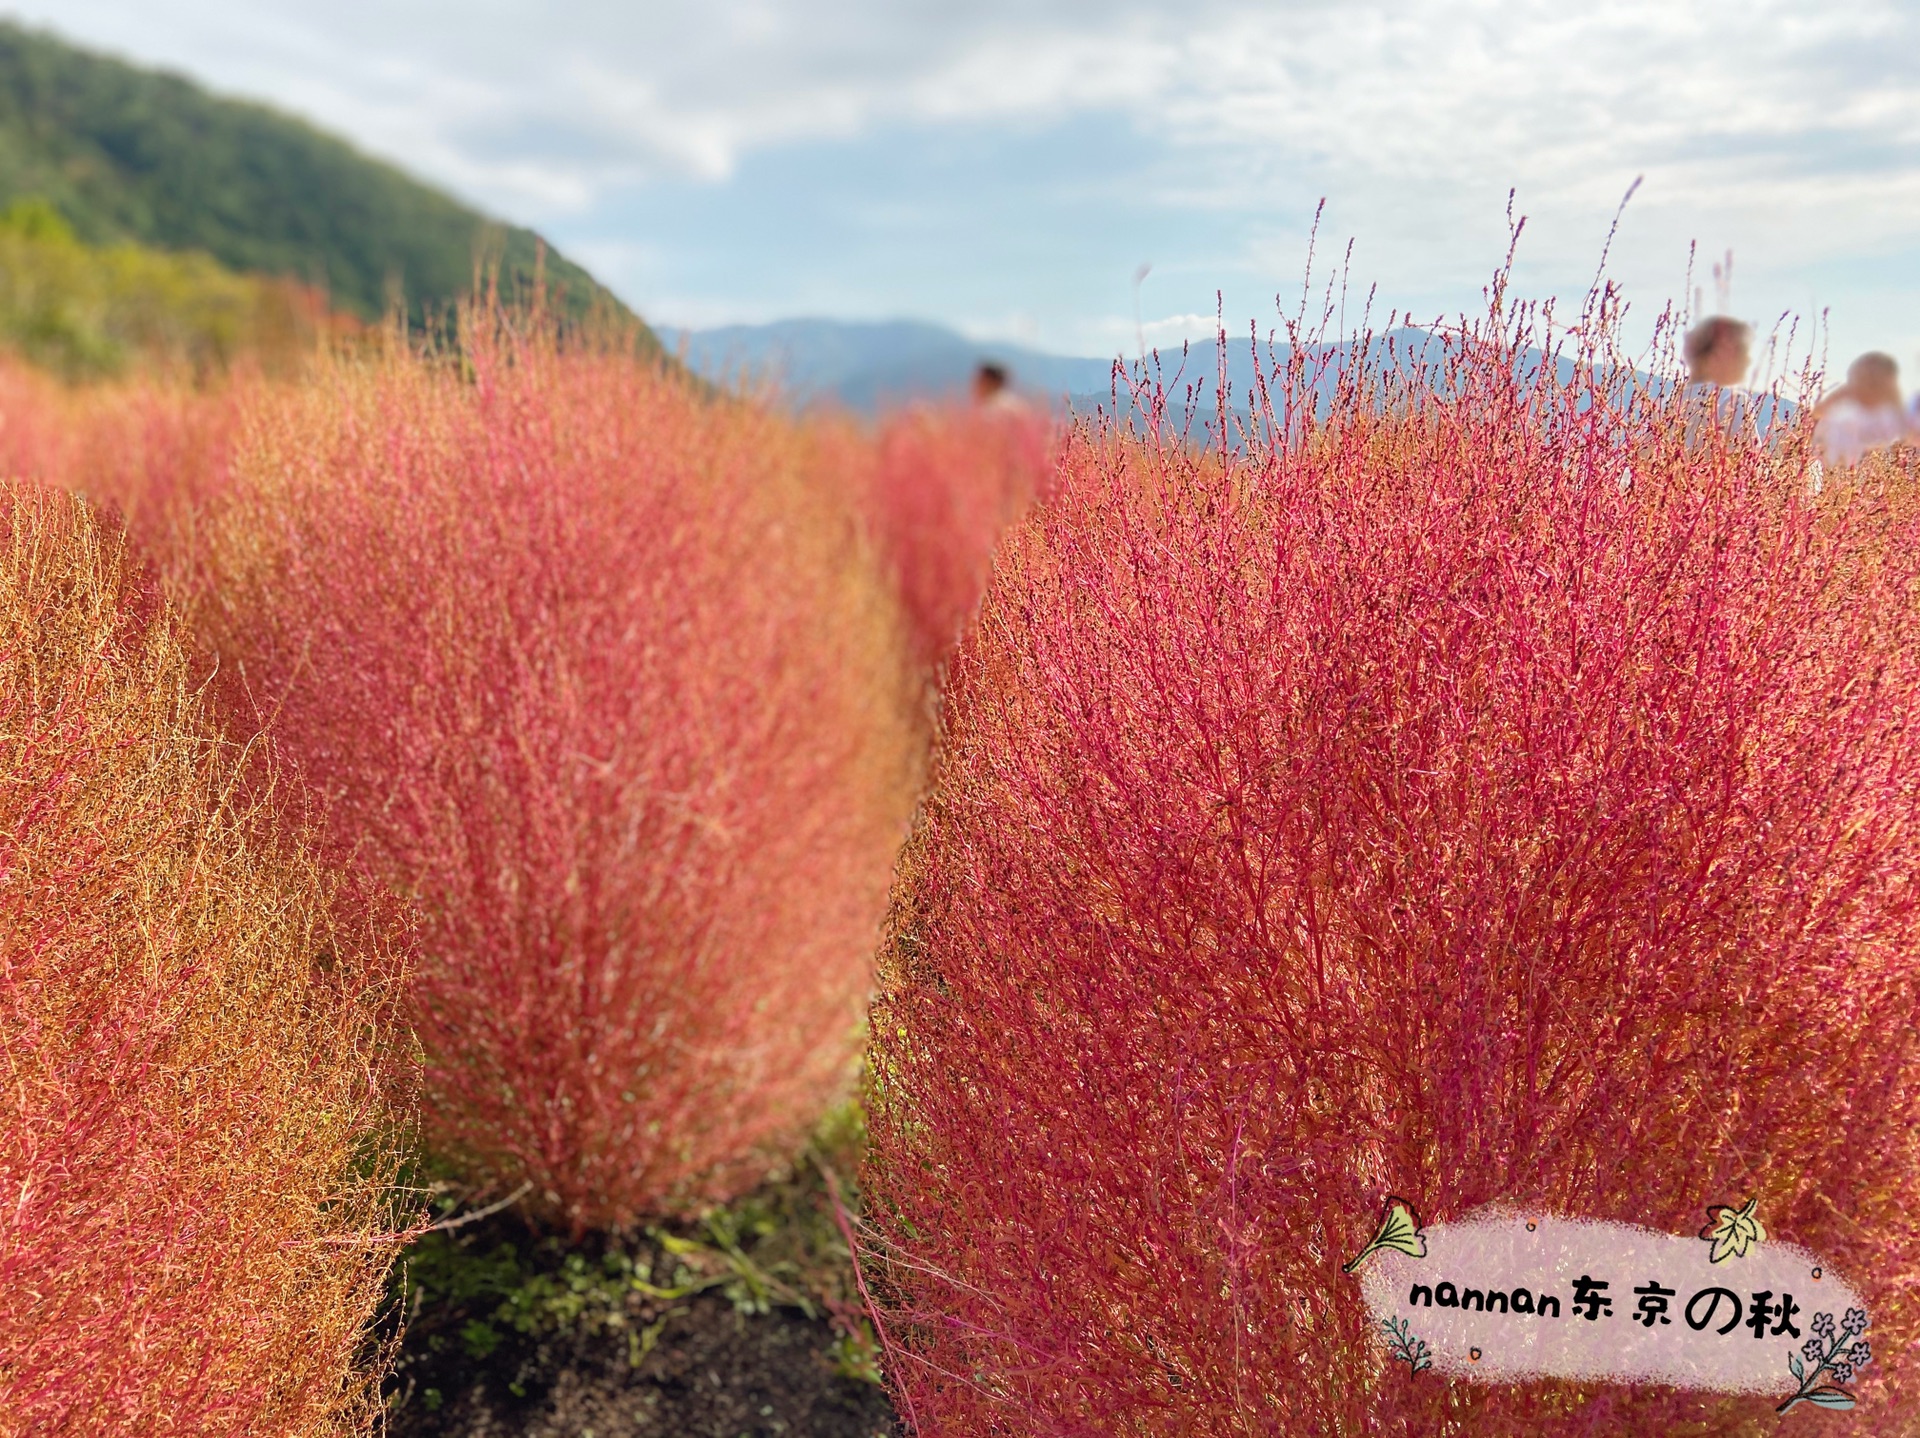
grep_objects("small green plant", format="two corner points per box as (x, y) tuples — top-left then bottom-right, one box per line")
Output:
(391, 1103), (879, 1380)
(829, 1321), (886, 1386)
(401, 1231), (661, 1360)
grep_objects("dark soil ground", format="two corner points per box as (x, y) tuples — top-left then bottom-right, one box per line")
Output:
(381, 1140), (902, 1438)
(386, 1279), (899, 1437)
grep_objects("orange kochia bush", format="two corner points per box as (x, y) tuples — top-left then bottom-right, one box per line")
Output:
(0, 482), (414, 1437)
(182, 322), (920, 1231)
(862, 322), (1920, 1434)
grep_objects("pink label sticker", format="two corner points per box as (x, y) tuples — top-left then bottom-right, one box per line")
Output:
(1348, 1200), (1872, 1413)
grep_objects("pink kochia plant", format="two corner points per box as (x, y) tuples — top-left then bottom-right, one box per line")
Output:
(852, 404), (1050, 672)
(0, 353), (248, 538)
(861, 301), (1920, 1432)
(187, 316), (919, 1231)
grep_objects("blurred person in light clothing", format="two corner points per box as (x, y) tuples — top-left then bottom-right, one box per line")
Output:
(1681, 315), (1755, 447)
(972, 360), (1032, 419)
(1813, 352), (1909, 467)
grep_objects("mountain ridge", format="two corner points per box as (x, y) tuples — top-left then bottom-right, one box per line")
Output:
(0, 20), (648, 338)
(666, 317), (1119, 412)
(664, 316), (1454, 419)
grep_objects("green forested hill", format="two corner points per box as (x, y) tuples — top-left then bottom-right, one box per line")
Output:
(0, 21), (649, 338)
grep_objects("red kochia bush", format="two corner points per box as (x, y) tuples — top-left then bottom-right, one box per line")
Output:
(186, 319), (919, 1231)
(828, 404), (1049, 672)
(863, 316), (1920, 1433)
(0, 482), (414, 1437)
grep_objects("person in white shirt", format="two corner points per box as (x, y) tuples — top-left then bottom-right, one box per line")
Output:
(1813, 353), (1909, 467)
(972, 361), (1033, 419)
(1681, 316), (1755, 447)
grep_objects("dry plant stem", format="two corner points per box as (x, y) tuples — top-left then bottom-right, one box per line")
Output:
(424, 1182), (537, 1235)
(822, 1163), (924, 1437)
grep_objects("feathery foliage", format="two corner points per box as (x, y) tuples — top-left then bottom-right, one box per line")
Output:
(179, 314), (921, 1231)
(863, 301), (1920, 1434)
(0, 481), (418, 1436)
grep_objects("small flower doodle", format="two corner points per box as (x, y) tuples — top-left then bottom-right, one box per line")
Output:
(1343, 1196), (1427, 1273)
(1699, 1196), (1765, 1264)
(1380, 1315), (1432, 1376)
(1778, 1308), (1872, 1414)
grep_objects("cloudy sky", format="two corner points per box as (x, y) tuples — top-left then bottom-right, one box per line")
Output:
(10, 0), (1920, 371)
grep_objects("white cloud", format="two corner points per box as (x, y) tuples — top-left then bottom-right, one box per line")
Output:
(17, 1), (1919, 237)
(1084, 311), (1227, 352)
(8, 0), (1920, 363)
(18, 2), (1920, 215)
(1156, 3), (1920, 242)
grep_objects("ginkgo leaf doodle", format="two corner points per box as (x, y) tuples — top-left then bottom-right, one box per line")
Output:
(1344, 1196), (1427, 1272)
(1700, 1196), (1765, 1264)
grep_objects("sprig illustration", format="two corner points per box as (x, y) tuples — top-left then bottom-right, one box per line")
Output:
(1380, 1316), (1432, 1376)
(1343, 1196), (1427, 1272)
(1777, 1308), (1872, 1414)
(1699, 1196), (1765, 1263)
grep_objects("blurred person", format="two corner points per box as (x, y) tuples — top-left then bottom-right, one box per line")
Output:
(967, 358), (1050, 508)
(1813, 352), (1909, 467)
(1685, 315), (1752, 388)
(1682, 315), (1755, 446)
(972, 360), (1031, 418)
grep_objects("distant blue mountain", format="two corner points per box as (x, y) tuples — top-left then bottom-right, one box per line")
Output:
(661, 317), (1448, 420)
(665, 317), (1763, 439)
(661, 318), (1119, 413)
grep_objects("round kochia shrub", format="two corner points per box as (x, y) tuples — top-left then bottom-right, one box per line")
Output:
(0, 482), (414, 1436)
(186, 324), (920, 1231)
(859, 405), (1050, 671)
(862, 331), (1920, 1433)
